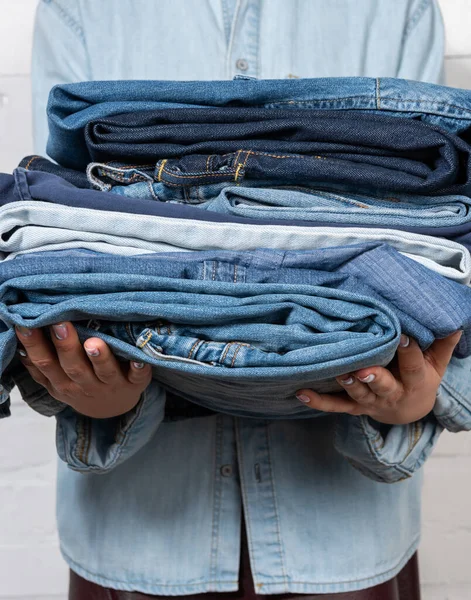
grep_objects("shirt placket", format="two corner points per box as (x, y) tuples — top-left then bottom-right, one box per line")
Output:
(226, 0), (260, 79)
(235, 417), (288, 592)
(210, 414), (243, 590)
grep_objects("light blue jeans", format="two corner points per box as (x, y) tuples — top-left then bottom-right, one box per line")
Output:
(1, 201), (470, 283)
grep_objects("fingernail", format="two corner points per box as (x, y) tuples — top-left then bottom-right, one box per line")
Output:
(84, 345), (100, 357)
(340, 376), (355, 385)
(18, 348), (27, 357)
(132, 362), (145, 369)
(52, 323), (68, 340)
(16, 326), (32, 337)
(296, 394), (311, 403)
(399, 334), (410, 348)
(358, 374), (375, 383)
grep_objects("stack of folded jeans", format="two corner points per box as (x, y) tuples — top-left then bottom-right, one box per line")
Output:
(2, 76), (471, 479)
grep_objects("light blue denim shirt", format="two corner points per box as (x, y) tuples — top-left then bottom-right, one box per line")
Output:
(27, 0), (471, 595)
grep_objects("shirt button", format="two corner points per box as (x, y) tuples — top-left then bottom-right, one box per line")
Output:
(235, 58), (249, 71)
(220, 464), (233, 477)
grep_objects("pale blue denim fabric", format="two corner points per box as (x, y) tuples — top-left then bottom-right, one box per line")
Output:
(27, 0), (462, 594)
(0, 245), (457, 486)
(105, 176), (471, 229)
(3, 245), (470, 406)
(1, 201), (470, 283)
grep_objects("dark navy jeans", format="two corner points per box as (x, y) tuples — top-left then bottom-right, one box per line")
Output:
(46, 77), (471, 172)
(84, 108), (471, 196)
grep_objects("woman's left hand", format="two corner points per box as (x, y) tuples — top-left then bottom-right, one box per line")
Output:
(296, 331), (462, 425)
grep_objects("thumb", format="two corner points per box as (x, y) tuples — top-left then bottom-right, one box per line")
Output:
(425, 330), (463, 378)
(127, 360), (152, 388)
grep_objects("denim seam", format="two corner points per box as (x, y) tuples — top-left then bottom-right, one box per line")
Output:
(157, 159), (168, 181)
(264, 96), (471, 118)
(62, 545), (239, 588)
(24, 156), (42, 171)
(59, 534), (420, 588)
(221, 342), (235, 364)
(160, 168), (238, 181)
(344, 457), (407, 483)
(14, 168), (32, 201)
(96, 387), (150, 471)
(231, 344), (244, 367)
(436, 380), (471, 421)
(187, 339), (200, 360)
(209, 415), (223, 582)
(265, 424), (289, 589)
(235, 420), (259, 577)
(407, 419), (440, 473)
(147, 180), (160, 201)
(75, 415), (88, 464)
(42, 0), (85, 41)
(84, 418), (93, 465)
(358, 417), (413, 476)
(404, 0), (431, 38)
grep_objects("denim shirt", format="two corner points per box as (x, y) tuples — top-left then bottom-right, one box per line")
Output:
(23, 0), (471, 595)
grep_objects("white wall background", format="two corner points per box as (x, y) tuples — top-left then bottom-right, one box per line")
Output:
(0, 1), (470, 599)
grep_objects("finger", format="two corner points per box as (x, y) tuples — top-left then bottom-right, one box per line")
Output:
(396, 335), (426, 390)
(49, 323), (98, 386)
(127, 360), (152, 389)
(425, 330), (463, 378)
(354, 366), (403, 399)
(296, 389), (364, 415)
(15, 326), (71, 389)
(19, 358), (50, 390)
(83, 337), (126, 385)
(335, 374), (376, 406)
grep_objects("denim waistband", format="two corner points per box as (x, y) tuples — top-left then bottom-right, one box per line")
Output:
(84, 108), (471, 196)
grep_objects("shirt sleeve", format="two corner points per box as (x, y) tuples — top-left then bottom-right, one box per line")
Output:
(56, 380), (166, 473)
(396, 0), (445, 84)
(31, 0), (90, 156)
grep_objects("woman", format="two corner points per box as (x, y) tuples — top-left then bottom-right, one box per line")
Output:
(24, 1), (457, 598)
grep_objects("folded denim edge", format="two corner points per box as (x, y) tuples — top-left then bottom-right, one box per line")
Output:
(333, 412), (443, 483)
(434, 356), (471, 432)
(55, 379), (166, 473)
(434, 384), (471, 432)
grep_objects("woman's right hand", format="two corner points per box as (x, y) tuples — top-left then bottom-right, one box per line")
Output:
(15, 322), (152, 418)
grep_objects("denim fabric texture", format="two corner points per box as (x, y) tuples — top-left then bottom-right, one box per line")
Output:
(3, 203), (470, 284)
(47, 77), (471, 172)
(106, 174), (471, 231)
(18, 155), (90, 188)
(8, 167), (471, 251)
(83, 108), (471, 196)
(0, 244), (470, 418)
(28, 0), (471, 594)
